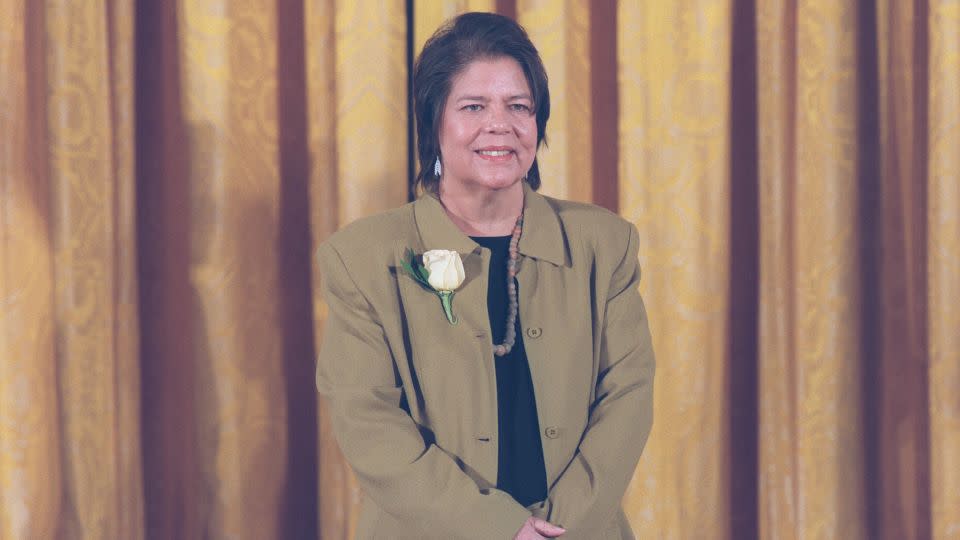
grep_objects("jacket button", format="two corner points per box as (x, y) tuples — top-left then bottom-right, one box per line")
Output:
(544, 426), (559, 439)
(526, 327), (542, 339)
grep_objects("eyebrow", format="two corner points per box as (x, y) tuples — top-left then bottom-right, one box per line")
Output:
(455, 94), (533, 102)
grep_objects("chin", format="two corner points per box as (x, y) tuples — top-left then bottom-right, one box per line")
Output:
(472, 170), (524, 191)
(475, 177), (522, 191)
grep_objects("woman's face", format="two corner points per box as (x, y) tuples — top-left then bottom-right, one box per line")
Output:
(438, 56), (538, 194)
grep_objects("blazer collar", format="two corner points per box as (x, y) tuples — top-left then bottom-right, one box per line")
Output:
(412, 181), (567, 266)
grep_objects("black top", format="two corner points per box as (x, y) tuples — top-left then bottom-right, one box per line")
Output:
(469, 235), (548, 507)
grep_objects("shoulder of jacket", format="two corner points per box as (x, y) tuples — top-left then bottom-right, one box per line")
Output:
(543, 195), (634, 249)
(318, 202), (416, 265)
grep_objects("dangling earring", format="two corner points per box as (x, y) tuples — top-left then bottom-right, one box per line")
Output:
(434, 157), (442, 177)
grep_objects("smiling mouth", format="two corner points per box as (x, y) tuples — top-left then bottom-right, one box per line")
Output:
(475, 148), (515, 161)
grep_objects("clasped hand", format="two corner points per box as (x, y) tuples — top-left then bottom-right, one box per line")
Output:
(513, 516), (565, 539)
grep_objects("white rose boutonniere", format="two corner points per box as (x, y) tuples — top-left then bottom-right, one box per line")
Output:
(422, 250), (466, 291)
(400, 248), (465, 324)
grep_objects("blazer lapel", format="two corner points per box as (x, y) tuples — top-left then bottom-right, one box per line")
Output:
(516, 181), (568, 267)
(397, 199), (499, 471)
(407, 193), (491, 340)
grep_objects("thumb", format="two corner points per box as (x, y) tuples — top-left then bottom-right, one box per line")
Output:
(532, 518), (566, 537)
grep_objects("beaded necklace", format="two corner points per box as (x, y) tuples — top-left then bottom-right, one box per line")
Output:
(493, 212), (524, 357)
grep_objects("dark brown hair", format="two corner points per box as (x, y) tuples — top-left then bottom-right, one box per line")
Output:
(412, 12), (550, 195)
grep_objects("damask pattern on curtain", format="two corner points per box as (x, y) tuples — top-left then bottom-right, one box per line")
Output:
(1, 1), (957, 539)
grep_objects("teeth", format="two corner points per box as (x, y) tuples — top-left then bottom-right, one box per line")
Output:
(478, 150), (511, 156)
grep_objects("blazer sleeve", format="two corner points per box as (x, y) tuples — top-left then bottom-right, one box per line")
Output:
(531, 222), (656, 534)
(315, 241), (531, 540)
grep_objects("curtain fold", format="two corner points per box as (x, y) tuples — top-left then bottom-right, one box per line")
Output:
(517, 0), (593, 203)
(617, 1), (733, 536)
(49, 0), (144, 536)
(757, 2), (867, 538)
(175, 2), (290, 537)
(305, 1), (350, 538)
(925, 2), (959, 538)
(0, 2), (61, 538)
(1, 1), (144, 538)
(1, 2), (957, 539)
(875, 2), (931, 538)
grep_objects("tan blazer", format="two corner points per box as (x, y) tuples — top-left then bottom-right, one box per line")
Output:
(316, 181), (655, 539)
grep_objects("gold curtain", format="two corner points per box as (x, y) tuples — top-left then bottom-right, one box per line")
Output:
(1, 1), (143, 538)
(619, 1), (960, 539)
(927, 4), (960, 538)
(1, 1), (957, 539)
(755, 1), (865, 536)
(618, 0), (735, 533)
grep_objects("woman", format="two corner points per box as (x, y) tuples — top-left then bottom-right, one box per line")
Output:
(316, 12), (655, 540)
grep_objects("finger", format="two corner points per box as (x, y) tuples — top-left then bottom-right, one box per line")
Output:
(532, 526), (562, 539)
(518, 526), (547, 540)
(532, 518), (566, 536)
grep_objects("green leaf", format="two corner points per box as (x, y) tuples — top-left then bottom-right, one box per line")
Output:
(415, 262), (431, 283)
(400, 249), (432, 289)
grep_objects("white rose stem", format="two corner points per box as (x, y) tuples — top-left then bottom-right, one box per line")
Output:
(438, 290), (457, 325)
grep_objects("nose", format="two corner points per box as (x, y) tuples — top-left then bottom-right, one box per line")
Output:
(484, 106), (511, 133)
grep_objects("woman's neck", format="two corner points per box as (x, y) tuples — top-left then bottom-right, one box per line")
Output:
(438, 181), (524, 236)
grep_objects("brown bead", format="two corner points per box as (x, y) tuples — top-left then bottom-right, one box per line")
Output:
(492, 211), (524, 357)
